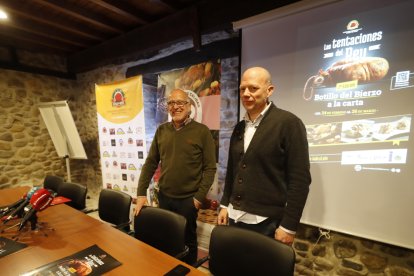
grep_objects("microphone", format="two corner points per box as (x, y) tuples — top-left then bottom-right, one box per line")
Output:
(18, 188), (53, 231)
(2, 187), (40, 224)
(1, 198), (25, 218)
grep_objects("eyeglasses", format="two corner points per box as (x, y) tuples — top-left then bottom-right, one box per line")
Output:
(167, 100), (189, 107)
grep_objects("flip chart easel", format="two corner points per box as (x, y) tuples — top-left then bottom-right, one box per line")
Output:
(38, 101), (87, 182)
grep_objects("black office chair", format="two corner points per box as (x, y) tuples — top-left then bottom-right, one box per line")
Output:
(43, 175), (64, 195)
(58, 182), (87, 211)
(208, 225), (296, 276)
(98, 189), (132, 233)
(134, 206), (189, 260)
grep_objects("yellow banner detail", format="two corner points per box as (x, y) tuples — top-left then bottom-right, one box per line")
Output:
(95, 76), (143, 124)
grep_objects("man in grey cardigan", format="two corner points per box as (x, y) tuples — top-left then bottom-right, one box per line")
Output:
(218, 67), (311, 245)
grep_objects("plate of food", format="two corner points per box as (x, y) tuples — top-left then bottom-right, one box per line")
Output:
(307, 123), (341, 145)
(372, 116), (411, 141)
(340, 119), (375, 143)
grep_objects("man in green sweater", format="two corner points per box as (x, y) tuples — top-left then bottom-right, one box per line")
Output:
(134, 88), (217, 265)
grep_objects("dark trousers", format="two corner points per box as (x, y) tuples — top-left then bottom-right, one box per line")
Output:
(229, 217), (280, 238)
(158, 192), (198, 265)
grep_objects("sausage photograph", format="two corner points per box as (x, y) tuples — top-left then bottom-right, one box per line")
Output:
(303, 57), (389, 100)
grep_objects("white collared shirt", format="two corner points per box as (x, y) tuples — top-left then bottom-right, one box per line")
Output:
(172, 117), (192, 130)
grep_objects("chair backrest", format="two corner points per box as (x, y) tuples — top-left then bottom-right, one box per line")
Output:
(134, 206), (187, 258)
(208, 225), (296, 276)
(98, 189), (132, 227)
(43, 175), (64, 195)
(58, 182), (87, 210)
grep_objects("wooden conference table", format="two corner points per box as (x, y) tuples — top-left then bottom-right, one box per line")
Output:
(0, 186), (205, 276)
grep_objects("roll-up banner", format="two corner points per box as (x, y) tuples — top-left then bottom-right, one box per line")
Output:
(95, 76), (147, 198)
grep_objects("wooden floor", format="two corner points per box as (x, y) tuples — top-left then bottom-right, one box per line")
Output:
(197, 248), (210, 269)
(195, 209), (216, 273)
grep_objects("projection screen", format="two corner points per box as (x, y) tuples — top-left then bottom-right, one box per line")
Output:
(234, 0), (414, 249)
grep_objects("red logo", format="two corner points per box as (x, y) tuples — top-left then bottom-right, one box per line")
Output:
(112, 88), (126, 107)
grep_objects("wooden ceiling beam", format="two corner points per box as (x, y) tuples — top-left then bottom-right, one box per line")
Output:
(4, 17), (91, 48)
(1, 4), (105, 41)
(0, 27), (80, 52)
(0, 36), (70, 56)
(68, 0), (300, 73)
(68, 8), (195, 73)
(189, 7), (201, 52)
(157, 0), (190, 10)
(89, 0), (149, 25)
(32, 0), (124, 34)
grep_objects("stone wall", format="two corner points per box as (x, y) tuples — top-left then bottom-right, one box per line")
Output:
(0, 69), (77, 188)
(294, 224), (414, 275)
(1, 34), (413, 275)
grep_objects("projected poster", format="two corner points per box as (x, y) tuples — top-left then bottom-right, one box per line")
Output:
(95, 76), (147, 199)
(239, 0), (414, 249)
(295, 3), (413, 173)
(283, 0), (414, 249)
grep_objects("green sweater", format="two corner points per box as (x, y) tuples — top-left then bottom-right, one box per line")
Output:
(137, 120), (217, 202)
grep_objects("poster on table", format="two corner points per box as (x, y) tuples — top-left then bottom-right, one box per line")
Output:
(95, 76), (147, 199)
(157, 60), (221, 220)
(0, 237), (27, 258)
(20, 244), (121, 275)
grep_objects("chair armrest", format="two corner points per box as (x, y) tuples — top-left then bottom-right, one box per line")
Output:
(83, 208), (98, 214)
(192, 255), (210, 268)
(174, 245), (189, 260)
(115, 220), (132, 231)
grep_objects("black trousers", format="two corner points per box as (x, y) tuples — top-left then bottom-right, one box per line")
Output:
(229, 217), (280, 238)
(158, 192), (198, 265)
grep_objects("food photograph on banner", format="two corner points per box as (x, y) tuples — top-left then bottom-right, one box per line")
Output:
(95, 76), (147, 199)
(156, 60), (221, 221)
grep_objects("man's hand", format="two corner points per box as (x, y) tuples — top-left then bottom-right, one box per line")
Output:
(217, 208), (228, 225)
(193, 198), (202, 210)
(275, 227), (295, 245)
(133, 197), (148, 216)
